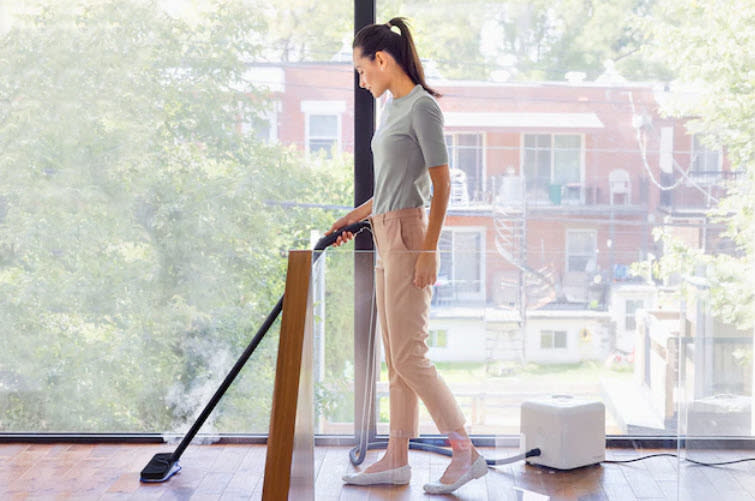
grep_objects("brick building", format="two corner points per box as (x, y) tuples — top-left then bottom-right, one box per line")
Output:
(249, 61), (732, 363)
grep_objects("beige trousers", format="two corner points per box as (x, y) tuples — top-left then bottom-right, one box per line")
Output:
(370, 207), (466, 438)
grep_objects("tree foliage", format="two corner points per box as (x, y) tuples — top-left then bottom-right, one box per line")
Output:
(375, 0), (669, 81)
(0, 0), (351, 432)
(640, 0), (754, 329)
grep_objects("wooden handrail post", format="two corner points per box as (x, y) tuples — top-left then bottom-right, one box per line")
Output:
(262, 250), (314, 501)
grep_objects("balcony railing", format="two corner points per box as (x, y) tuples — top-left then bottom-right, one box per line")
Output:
(450, 173), (651, 209)
(660, 170), (743, 211)
(450, 169), (742, 212)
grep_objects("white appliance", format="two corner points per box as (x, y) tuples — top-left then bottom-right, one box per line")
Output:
(521, 395), (605, 470)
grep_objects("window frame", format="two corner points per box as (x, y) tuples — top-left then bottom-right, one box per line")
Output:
(444, 132), (486, 203)
(437, 226), (487, 302)
(540, 329), (568, 350)
(689, 134), (722, 184)
(241, 100), (280, 143)
(427, 328), (448, 348)
(301, 100), (346, 157)
(520, 132), (585, 203)
(565, 229), (598, 273)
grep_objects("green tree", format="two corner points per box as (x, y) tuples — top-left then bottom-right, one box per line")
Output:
(378, 0), (669, 81)
(639, 0), (754, 329)
(0, 0), (351, 433)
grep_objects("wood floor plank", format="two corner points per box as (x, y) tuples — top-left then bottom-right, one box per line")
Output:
(317, 446), (352, 499)
(211, 444), (247, 473)
(0, 442), (753, 499)
(699, 463), (755, 501)
(619, 463), (665, 500)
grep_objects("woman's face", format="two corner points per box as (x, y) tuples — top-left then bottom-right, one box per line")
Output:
(353, 47), (389, 98)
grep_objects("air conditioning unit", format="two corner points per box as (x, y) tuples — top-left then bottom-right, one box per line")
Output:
(521, 395), (605, 470)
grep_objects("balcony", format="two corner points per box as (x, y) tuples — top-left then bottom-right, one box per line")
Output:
(448, 174), (650, 215)
(660, 170), (743, 213)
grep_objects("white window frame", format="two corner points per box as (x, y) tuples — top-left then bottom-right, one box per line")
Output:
(241, 100), (280, 143)
(540, 329), (568, 350)
(520, 133), (585, 203)
(428, 328), (448, 348)
(437, 226), (486, 302)
(689, 134), (722, 184)
(301, 100), (346, 156)
(565, 229), (597, 273)
(444, 132), (486, 203)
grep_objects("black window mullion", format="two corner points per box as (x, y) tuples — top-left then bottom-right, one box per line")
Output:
(353, 0), (377, 448)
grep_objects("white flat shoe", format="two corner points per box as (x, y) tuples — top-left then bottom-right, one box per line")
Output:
(342, 464), (411, 485)
(423, 454), (488, 494)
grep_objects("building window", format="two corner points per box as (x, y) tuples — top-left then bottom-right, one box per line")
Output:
(541, 330), (567, 349)
(690, 134), (721, 178)
(307, 114), (339, 158)
(625, 299), (644, 331)
(444, 133), (484, 202)
(301, 100), (345, 159)
(566, 230), (597, 273)
(436, 227), (485, 301)
(523, 134), (582, 202)
(241, 103), (279, 143)
(428, 329), (448, 348)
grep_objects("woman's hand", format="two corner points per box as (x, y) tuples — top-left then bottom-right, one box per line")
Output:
(413, 250), (438, 288)
(325, 199), (373, 247)
(326, 215), (357, 247)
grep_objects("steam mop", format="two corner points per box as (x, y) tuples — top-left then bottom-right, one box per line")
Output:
(140, 220), (372, 482)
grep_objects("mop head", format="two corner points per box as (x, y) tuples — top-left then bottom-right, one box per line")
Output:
(140, 452), (182, 482)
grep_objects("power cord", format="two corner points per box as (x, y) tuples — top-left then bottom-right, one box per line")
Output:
(604, 453), (755, 467)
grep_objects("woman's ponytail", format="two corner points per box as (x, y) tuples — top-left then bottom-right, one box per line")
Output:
(353, 17), (441, 98)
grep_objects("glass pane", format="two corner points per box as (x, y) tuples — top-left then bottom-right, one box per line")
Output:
(568, 231), (596, 254)
(1, 0), (353, 434)
(457, 134), (483, 200)
(553, 135), (581, 184)
(310, 114), (338, 137)
(554, 331), (567, 349)
(309, 139), (336, 157)
(523, 135), (551, 200)
(540, 331), (554, 349)
(453, 232), (481, 294)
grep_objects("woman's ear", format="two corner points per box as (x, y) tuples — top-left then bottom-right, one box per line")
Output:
(374, 50), (388, 71)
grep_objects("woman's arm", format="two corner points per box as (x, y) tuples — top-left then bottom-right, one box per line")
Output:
(414, 164), (450, 288)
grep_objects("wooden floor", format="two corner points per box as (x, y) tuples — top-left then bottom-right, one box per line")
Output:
(0, 443), (754, 500)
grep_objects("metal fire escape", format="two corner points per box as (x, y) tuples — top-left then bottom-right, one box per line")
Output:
(489, 175), (557, 364)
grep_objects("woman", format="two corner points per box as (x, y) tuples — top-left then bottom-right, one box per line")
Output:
(326, 18), (487, 494)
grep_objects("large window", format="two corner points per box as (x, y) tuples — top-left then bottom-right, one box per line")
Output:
(690, 134), (721, 179)
(444, 133), (484, 203)
(307, 115), (338, 157)
(437, 227), (485, 302)
(0, 1), (354, 435)
(566, 230), (597, 273)
(523, 134), (582, 203)
(302, 100), (346, 158)
(3, 0), (749, 448)
(540, 330), (568, 350)
(241, 102), (279, 143)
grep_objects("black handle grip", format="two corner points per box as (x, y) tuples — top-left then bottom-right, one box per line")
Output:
(314, 220), (371, 251)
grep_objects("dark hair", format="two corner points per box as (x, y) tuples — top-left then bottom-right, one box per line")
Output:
(353, 17), (441, 98)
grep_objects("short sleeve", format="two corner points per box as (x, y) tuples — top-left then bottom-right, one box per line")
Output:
(411, 96), (449, 168)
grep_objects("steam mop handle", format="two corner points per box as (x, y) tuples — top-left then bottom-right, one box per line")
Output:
(314, 220), (371, 251)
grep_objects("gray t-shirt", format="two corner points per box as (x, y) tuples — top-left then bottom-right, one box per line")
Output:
(371, 84), (448, 215)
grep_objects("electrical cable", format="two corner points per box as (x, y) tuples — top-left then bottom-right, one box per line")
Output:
(604, 453), (755, 467)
